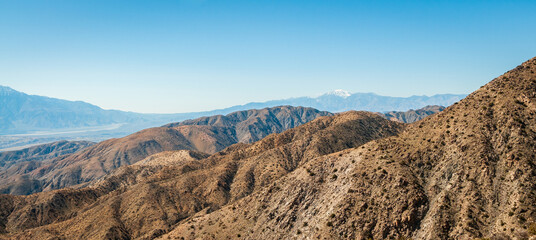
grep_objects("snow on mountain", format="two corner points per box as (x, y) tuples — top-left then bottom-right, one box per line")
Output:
(324, 89), (352, 98)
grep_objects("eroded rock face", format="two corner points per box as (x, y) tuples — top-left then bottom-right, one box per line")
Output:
(0, 111), (402, 239)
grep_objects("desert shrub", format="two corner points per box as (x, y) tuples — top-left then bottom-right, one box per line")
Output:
(528, 222), (536, 235)
(514, 99), (527, 107)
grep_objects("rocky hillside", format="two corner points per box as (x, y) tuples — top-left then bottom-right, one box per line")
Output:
(381, 105), (445, 123)
(0, 106), (330, 195)
(0, 111), (403, 239)
(167, 105), (329, 143)
(0, 141), (94, 195)
(159, 57), (536, 240)
(0, 140), (94, 169)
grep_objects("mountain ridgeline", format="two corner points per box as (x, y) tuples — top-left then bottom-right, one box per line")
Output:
(0, 106), (331, 195)
(212, 91), (464, 114)
(0, 86), (147, 134)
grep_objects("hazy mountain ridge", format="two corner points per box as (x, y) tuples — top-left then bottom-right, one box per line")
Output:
(167, 105), (332, 143)
(0, 140), (94, 169)
(0, 85), (463, 137)
(0, 86), (146, 134)
(222, 92), (465, 113)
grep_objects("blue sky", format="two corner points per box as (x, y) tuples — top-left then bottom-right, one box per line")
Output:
(1, 0), (535, 113)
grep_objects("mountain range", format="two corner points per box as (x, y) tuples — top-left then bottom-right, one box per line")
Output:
(0, 57), (533, 239)
(0, 58), (533, 239)
(225, 90), (464, 113)
(2, 56), (535, 240)
(0, 109), (404, 239)
(0, 106), (331, 195)
(381, 105), (446, 123)
(162, 57), (536, 240)
(0, 84), (463, 137)
(0, 85), (463, 151)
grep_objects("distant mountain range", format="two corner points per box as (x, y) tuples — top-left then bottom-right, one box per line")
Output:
(0, 85), (187, 135)
(0, 85), (464, 134)
(221, 90), (465, 113)
(0, 85), (464, 151)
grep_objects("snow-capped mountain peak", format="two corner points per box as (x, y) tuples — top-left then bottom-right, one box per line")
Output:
(325, 89), (351, 98)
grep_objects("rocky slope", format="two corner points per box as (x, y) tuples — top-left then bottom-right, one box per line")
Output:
(381, 105), (445, 123)
(0, 140), (94, 169)
(0, 111), (403, 239)
(166, 105), (331, 143)
(160, 57), (536, 240)
(0, 106), (330, 195)
(0, 141), (94, 195)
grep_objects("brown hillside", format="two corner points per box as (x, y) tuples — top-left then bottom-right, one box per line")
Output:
(381, 105), (445, 123)
(0, 106), (329, 195)
(0, 111), (402, 239)
(168, 105), (330, 143)
(0, 141), (94, 195)
(0, 140), (94, 169)
(161, 57), (536, 240)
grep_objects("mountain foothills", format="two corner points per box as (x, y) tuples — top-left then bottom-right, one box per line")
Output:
(0, 57), (533, 240)
(0, 140), (94, 169)
(0, 105), (442, 196)
(0, 110), (403, 239)
(0, 106), (331, 195)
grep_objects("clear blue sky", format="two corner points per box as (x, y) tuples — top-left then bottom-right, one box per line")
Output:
(1, 0), (535, 113)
